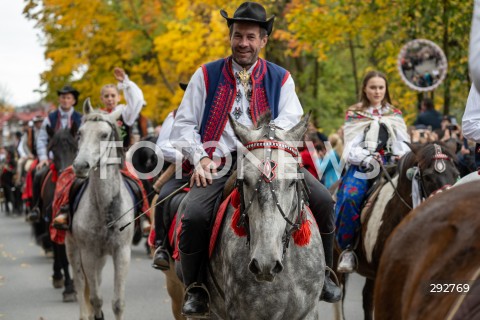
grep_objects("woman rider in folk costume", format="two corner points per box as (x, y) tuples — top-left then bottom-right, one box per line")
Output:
(335, 71), (410, 273)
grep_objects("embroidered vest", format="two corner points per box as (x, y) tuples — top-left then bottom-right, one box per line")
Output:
(200, 57), (289, 157)
(48, 110), (82, 131)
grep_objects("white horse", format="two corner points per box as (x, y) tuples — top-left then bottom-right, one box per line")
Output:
(65, 99), (134, 320)
(164, 114), (324, 319)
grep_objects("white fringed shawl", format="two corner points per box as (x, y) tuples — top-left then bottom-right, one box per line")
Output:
(344, 104), (408, 153)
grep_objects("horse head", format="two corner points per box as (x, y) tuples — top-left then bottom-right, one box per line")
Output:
(73, 98), (123, 178)
(401, 142), (459, 199)
(47, 122), (78, 173)
(229, 112), (310, 282)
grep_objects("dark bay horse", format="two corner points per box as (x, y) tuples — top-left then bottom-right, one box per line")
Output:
(164, 114), (325, 319)
(0, 146), (17, 214)
(38, 124), (78, 302)
(334, 142), (460, 320)
(374, 180), (480, 320)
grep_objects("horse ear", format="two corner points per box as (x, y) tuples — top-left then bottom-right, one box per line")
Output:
(228, 114), (251, 144)
(108, 108), (123, 122)
(46, 125), (54, 138)
(83, 98), (93, 115)
(70, 121), (78, 137)
(404, 141), (420, 154)
(443, 139), (458, 156)
(287, 112), (311, 142)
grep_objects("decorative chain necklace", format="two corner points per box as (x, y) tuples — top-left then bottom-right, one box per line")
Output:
(233, 69), (253, 120)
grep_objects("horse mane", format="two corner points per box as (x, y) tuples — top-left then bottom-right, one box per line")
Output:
(83, 111), (125, 167)
(48, 127), (77, 152)
(255, 110), (273, 129)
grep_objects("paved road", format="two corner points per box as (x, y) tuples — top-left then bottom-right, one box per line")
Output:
(0, 209), (366, 320)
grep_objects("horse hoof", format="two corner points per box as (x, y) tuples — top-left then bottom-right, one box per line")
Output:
(94, 311), (104, 320)
(62, 291), (77, 302)
(52, 276), (64, 289)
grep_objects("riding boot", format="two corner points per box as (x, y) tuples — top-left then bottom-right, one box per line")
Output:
(152, 239), (170, 271)
(320, 232), (342, 303)
(180, 249), (210, 318)
(152, 201), (170, 270)
(52, 205), (70, 230)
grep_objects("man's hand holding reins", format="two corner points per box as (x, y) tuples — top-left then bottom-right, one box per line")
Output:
(191, 157), (217, 188)
(37, 159), (49, 169)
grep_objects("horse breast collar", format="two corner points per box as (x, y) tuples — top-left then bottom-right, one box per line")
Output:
(236, 121), (309, 256)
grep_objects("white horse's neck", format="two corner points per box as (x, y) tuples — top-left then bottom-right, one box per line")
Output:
(89, 164), (122, 211)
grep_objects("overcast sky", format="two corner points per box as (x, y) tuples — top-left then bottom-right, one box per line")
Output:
(0, 1), (47, 107)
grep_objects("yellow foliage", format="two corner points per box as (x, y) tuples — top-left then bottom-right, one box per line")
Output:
(24, 0), (472, 131)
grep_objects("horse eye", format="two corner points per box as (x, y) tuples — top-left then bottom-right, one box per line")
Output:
(101, 133), (108, 139)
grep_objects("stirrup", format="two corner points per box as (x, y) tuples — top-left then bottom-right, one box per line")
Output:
(152, 247), (170, 271)
(27, 207), (41, 223)
(52, 213), (69, 231)
(337, 249), (358, 273)
(181, 282), (211, 319)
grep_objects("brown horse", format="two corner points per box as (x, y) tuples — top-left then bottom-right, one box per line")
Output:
(374, 180), (480, 320)
(333, 142), (460, 320)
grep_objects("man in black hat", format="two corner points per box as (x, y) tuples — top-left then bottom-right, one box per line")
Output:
(29, 85), (82, 221)
(170, 2), (341, 317)
(36, 85), (82, 168)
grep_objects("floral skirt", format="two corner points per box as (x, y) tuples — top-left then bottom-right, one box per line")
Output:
(335, 165), (371, 250)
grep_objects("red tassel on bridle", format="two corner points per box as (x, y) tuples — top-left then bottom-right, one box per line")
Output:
(230, 189), (247, 236)
(229, 188), (312, 246)
(292, 218), (311, 246)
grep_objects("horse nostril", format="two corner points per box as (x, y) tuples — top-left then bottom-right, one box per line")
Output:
(248, 259), (261, 275)
(272, 261), (283, 275)
(73, 161), (89, 172)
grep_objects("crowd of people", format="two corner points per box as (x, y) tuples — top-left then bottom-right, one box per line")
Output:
(1, 1), (480, 319)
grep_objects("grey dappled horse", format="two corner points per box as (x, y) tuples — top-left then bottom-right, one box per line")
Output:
(65, 99), (134, 320)
(166, 114), (324, 319)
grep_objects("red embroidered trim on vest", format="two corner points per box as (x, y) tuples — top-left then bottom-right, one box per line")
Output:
(201, 58), (271, 157)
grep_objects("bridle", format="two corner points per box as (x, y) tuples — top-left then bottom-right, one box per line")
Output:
(235, 121), (309, 257)
(415, 144), (455, 198)
(81, 117), (121, 171)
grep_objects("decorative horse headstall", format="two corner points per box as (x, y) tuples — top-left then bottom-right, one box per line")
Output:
(406, 144), (454, 203)
(234, 121), (311, 256)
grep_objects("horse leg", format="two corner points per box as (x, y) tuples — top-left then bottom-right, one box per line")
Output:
(164, 265), (186, 320)
(81, 250), (104, 320)
(65, 237), (91, 320)
(59, 244), (76, 302)
(52, 243), (64, 289)
(112, 246), (131, 320)
(363, 278), (375, 320)
(332, 272), (347, 320)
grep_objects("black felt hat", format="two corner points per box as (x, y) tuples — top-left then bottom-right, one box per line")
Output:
(57, 85), (80, 106)
(220, 2), (275, 36)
